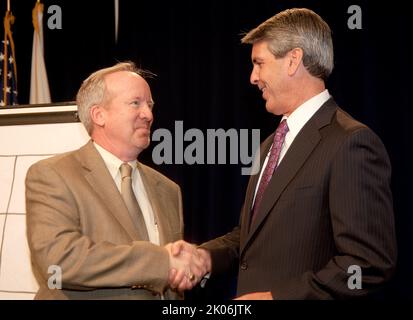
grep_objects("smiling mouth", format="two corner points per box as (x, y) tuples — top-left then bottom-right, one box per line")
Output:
(260, 88), (267, 99)
(258, 85), (267, 95)
(137, 127), (150, 134)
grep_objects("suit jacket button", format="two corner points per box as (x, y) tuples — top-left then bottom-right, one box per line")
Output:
(240, 261), (248, 270)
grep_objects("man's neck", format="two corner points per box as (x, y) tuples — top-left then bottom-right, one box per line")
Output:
(91, 134), (139, 162)
(285, 77), (325, 116)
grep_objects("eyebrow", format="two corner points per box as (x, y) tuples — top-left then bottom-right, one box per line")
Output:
(252, 57), (264, 63)
(128, 97), (154, 104)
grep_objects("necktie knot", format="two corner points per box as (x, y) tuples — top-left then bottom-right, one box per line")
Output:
(120, 163), (133, 180)
(273, 119), (289, 144)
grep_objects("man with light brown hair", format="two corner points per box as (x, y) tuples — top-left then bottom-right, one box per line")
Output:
(26, 62), (206, 299)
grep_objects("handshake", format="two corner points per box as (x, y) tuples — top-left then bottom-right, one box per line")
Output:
(165, 240), (211, 292)
(164, 240), (273, 299)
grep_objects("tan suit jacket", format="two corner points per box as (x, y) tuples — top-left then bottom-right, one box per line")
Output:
(25, 140), (183, 299)
(202, 99), (397, 299)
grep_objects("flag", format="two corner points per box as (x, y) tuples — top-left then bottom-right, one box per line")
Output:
(114, 0), (119, 43)
(30, 1), (51, 104)
(0, 10), (18, 107)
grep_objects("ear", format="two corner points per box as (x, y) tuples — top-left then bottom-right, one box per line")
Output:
(287, 48), (304, 76)
(90, 104), (106, 127)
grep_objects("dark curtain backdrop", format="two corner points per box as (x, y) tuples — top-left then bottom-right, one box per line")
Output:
(3, 0), (411, 300)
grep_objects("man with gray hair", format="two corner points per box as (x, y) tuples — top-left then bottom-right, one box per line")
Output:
(171, 8), (397, 299)
(25, 62), (206, 299)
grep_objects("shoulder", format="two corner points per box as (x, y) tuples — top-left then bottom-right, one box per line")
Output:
(138, 162), (180, 192)
(326, 106), (383, 146)
(310, 100), (389, 163)
(28, 151), (75, 173)
(27, 143), (88, 178)
(334, 108), (366, 132)
(327, 108), (390, 165)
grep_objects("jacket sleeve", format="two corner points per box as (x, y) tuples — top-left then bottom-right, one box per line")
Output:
(200, 226), (241, 275)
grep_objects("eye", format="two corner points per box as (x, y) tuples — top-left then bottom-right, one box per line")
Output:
(252, 59), (263, 67)
(129, 99), (154, 110)
(130, 100), (141, 107)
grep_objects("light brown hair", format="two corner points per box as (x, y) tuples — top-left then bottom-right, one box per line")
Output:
(242, 8), (334, 80)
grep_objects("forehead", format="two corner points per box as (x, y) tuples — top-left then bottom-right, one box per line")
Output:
(251, 41), (272, 59)
(105, 71), (151, 95)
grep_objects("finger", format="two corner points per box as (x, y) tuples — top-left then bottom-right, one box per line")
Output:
(178, 277), (193, 292)
(190, 255), (208, 278)
(170, 268), (186, 289)
(188, 264), (203, 280)
(171, 240), (185, 256)
(168, 268), (177, 288)
(191, 255), (207, 275)
(196, 248), (212, 273)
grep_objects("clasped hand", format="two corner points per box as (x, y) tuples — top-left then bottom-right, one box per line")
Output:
(165, 240), (211, 291)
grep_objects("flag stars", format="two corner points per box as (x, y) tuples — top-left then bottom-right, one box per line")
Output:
(1, 19), (19, 106)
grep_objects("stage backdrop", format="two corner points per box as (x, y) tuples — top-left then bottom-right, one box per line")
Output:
(0, 103), (89, 299)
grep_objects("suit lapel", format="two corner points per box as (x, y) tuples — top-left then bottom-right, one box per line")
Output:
(242, 99), (338, 253)
(240, 136), (273, 247)
(77, 141), (141, 240)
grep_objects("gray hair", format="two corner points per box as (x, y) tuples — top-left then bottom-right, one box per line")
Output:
(241, 8), (334, 81)
(76, 61), (149, 134)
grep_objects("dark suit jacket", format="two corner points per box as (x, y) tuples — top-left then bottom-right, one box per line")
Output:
(26, 140), (183, 299)
(202, 98), (397, 299)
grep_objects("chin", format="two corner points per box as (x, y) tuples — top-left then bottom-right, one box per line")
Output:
(141, 138), (151, 149)
(265, 102), (283, 116)
(265, 104), (277, 115)
(132, 138), (149, 151)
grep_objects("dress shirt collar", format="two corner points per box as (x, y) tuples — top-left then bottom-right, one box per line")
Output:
(282, 89), (331, 138)
(93, 142), (137, 179)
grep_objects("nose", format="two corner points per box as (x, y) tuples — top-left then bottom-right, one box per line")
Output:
(250, 66), (259, 85)
(139, 103), (153, 123)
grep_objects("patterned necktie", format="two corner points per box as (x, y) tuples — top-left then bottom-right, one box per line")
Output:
(251, 119), (289, 225)
(120, 163), (149, 240)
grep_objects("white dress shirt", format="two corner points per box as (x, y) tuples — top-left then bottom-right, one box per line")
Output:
(94, 142), (160, 245)
(252, 89), (331, 207)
